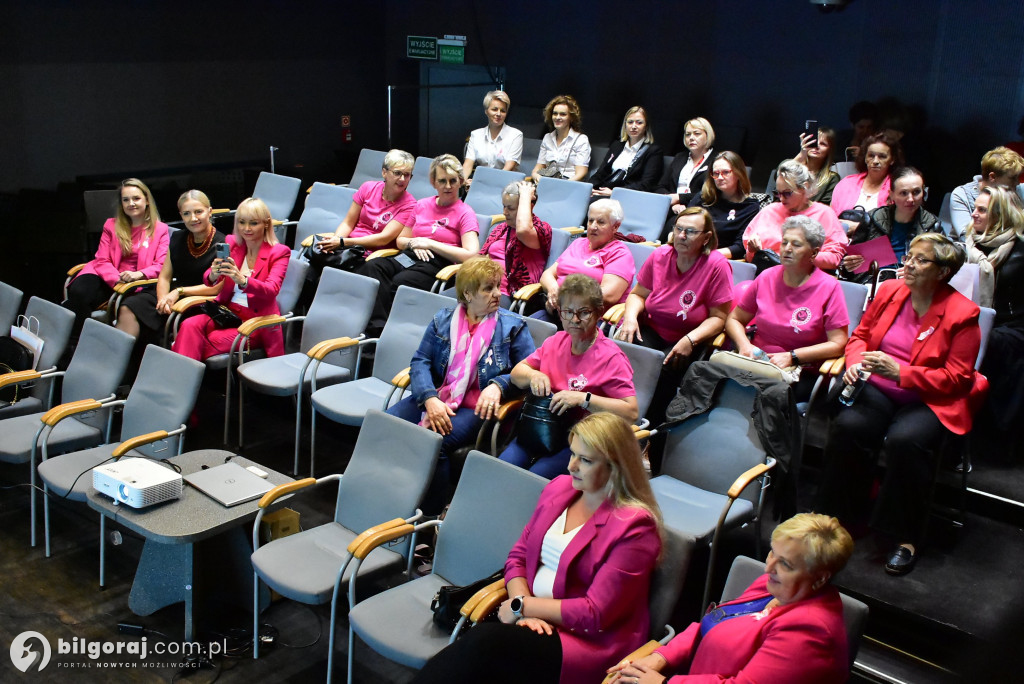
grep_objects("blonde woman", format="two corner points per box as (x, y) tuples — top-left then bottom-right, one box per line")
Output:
(463, 90), (524, 186)
(63, 178), (169, 331)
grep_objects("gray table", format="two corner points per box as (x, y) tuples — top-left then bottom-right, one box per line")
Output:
(87, 449), (293, 641)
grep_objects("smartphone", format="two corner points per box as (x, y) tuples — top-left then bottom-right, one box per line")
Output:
(395, 252), (416, 268)
(804, 120), (819, 148)
(215, 243), (230, 260)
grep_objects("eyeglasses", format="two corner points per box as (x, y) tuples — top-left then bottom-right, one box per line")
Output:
(674, 227), (707, 239)
(558, 308), (595, 322)
(388, 169), (411, 180)
(435, 177), (460, 187)
(901, 254), (936, 267)
(711, 170), (733, 178)
(773, 190), (796, 200)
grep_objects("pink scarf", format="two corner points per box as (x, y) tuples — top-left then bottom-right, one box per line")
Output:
(420, 305), (498, 427)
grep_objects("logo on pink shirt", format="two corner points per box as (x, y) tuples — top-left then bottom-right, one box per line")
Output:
(676, 290), (697, 320)
(568, 374), (588, 390)
(790, 307), (813, 333)
(373, 211), (395, 232)
(583, 255), (603, 268)
(431, 217), (449, 234)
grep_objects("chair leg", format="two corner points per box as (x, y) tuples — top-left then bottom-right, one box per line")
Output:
(30, 451), (38, 548)
(99, 514), (106, 588)
(310, 409), (318, 478)
(238, 380), (246, 448)
(294, 391), (303, 477)
(253, 571), (260, 660)
(223, 362), (233, 445)
(44, 484), (52, 558)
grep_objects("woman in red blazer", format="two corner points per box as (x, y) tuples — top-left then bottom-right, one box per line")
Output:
(172, 197), (290, 361)
(413, 413), (663, 684)
(815, 233), (988, 576)
(609, 514), (854, 684)
(63, 178), (170, 331)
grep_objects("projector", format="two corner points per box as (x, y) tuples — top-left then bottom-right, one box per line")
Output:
(93, 458), (183, 508)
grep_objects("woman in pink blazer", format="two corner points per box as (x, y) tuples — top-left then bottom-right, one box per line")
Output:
(63, 178), (170, 330)
(414, 413), (663, 684)
(172, 197), (290, 361)
(609, 514), (854, 684)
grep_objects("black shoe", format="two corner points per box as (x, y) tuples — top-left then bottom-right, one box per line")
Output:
(884, 545), (917, 576)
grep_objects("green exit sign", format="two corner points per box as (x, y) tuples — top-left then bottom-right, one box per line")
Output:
(407, 36), (437, 60)
(438, 41), (465, 64)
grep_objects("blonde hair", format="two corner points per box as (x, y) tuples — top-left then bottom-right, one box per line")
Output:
(980, 146), (1024, 179)
(483, 90), (510, 110)
(383, 149), (415, 172)
(909, 232), (964, 282)
(772, 513), (853, 576)
(177, 189), (211, 211)
(975, 185), (1024, 239)
(569, 413), (662, 527)
(430, 154), (465, 184)
(455, 256), (503, 302)
(685, 117), (716, 147)
(619, 106), (654, 144)
(115, 178), (160, 256)
(234, 197), (278, 246)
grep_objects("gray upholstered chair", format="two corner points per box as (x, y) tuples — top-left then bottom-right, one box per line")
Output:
(464, 166), (525, 217)
(0, 280), (23, 333)
(236, 267), (379, 475)
(35, 344), (205, 584)
(0, 319), (135, 547)
(288, 183), (357, 254)
(250, 410), (442, 682)
(347, 149), (387, 188)
(533, 176), (593, 230)
(406, 156), (438, 200)
(611, 187), (673, 243)
(0, 297), (76, 421)
(508, 227), (576, 315)
(308, 286), (451, 460)
(346, 451), (547, 681)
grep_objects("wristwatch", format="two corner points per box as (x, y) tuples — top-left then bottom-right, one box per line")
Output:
(582, 392), (592, 409)
(790, 350), (800, 366)
(510, 595), (526, 620)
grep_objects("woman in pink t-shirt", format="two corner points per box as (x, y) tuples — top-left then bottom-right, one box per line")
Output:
(478, 180), (553, 306)
(535, 198), (634, 327)
(743, 160), (848, 271)
(616, 207), (733, 422)
(726, 215), (849, 400)
(501, 274), (638, 478)
(357, 154), (480, 332)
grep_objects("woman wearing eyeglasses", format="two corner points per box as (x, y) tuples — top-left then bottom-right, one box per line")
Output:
(501, 274), (638, 478)
(742, 160), (848, 270)
(358, 154), (479, 333)
(535, 199), (635, 327)
(616, 207), (733, 423)
(816, 233), (987, 576)
(683, 151), (761, 257)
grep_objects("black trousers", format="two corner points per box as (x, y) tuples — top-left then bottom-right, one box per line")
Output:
(412, 622), (562, 684)
(63, 273), (113, 333)
(357, 250), (451, 333)
(815, 382), (947, 543)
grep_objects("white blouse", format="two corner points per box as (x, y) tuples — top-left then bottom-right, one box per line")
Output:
(531, 507), (582, 599)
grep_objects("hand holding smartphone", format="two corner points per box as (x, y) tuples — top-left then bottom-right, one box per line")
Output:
(214, 243), (231, 274)
(804, 119), (819, 148)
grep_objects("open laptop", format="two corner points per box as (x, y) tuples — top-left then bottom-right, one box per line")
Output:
(184, 462), (273, 507)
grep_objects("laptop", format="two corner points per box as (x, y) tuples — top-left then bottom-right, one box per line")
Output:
(184, 462), (273, 507)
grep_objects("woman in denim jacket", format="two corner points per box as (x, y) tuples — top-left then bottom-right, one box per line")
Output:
(389, 257), (535, 502)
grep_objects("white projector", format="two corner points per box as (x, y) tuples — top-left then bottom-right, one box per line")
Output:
(93, 457), (183, 508)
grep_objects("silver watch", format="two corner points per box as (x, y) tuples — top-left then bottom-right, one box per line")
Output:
(510, 595), (526, 620)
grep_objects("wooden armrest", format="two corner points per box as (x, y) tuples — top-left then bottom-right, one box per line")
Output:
(237, 314), (286, 336)
(467, 585), (509, 623)
(211, 208), (231, 215)
(634, 429), (652, 441)
(113, 278), (158, 294)
(40, 398), (103, 426)
(307, 336), (359, 361)
(490, 214), (504, 226)
(601, 641), (662, 684)
(272, 219), (285, 226)
(345, 518), (407, 554)
(67, 263), (86, 277)
(726, 461), (774, 499)
(258, 478), (316, 508)
(561, 226), (585, 235)
(351, 521), (415, 559)
(828, 357), (846, 376)
(172, 295), (214, 313)
(712, 332), (726, 349)
(0, 369), (41, 388)
(603, 303), (626, 325)
(640, 241), (659, 247)
(112, 430), (169, 459)
(459, 579), (507, 619)
(495, 398), (524, 422)
(366, 248), (400, 261)
(435, 264), (461, 282)
(300, 232), (335, 248)
(391, 366), (411, 389)
(513, 283), (543, 302)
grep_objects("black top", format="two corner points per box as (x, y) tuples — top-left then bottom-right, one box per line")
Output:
(170, 228), (228, 287)
(687, 194), (761, 259)
(657, 151), (712, 207)
(589, 141), (664, 192)
(978, 237), (1024, 327)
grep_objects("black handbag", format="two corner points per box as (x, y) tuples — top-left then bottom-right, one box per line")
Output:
(837, 205), (878, 236)
(200, 301), (242, 329)
(306, 244), (368, 272)
(430, 569), (505, 631)
(516, 394), (571, 456)
(752, 249), (781, 275)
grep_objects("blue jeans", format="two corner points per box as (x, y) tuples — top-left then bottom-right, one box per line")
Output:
(498, 438), (572, 479)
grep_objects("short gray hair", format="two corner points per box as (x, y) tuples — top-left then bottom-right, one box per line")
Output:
(589, 198), (624, 225)
(501, 180), (538, 202)
(383, 149), (414, 172)
(776, 159), (813, 192)
(781, 215), (826, 249)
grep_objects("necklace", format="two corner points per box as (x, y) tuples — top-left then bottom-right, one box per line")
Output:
(187, 227), (215, 258)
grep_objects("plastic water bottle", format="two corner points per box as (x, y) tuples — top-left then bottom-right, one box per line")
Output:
(839, 369), (871, 406)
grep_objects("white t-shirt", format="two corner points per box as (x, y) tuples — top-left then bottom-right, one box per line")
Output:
(465, 123), (524, 169)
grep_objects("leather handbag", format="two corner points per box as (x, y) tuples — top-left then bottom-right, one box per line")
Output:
(430, 569), (505, 631)
(752, 249), (781, 275)
(517, 394), (571, 455)
(200, 301), (242, 329)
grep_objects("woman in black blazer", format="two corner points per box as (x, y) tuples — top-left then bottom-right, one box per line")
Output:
(590, 106), (664, 197)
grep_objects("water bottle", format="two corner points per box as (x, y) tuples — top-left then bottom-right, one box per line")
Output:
(839, 369), (871, 406)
